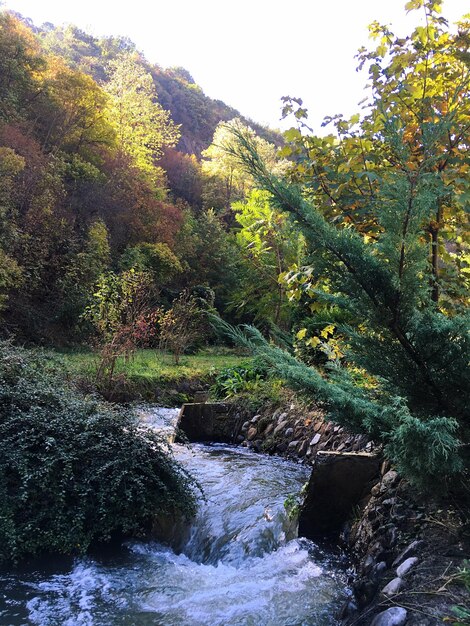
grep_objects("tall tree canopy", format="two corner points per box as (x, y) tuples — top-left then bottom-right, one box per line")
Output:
(104, 54), (179, 178)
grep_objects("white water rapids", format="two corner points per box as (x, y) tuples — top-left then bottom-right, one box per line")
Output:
(0, 407), (348, 625)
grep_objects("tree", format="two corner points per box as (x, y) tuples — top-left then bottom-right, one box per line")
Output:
(281, 1), (469, 313)
(158, 147), (203, 208)
(119, 241), (182, 286)
(175, 207), (242, 312)
(201, 118), (285, 218)
(231, 189), (303, 328)
(219, 1), (469, 488)
(0, 147), (24, 313)
(38, 58), (115, 158)
(104, 53), (180, 181)
(84, 269), (157, 387)
(0, 12), (45, 121)
(57, 220), (111, 334)
(158, 290), (210, 364)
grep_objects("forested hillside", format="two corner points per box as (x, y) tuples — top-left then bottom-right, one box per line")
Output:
(13, 13), (281, 156)
(0, 11), (285, 345)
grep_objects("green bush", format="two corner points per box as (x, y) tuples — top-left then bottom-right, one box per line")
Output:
(0, 342), (198, 563)
(210, 361), (266, 399)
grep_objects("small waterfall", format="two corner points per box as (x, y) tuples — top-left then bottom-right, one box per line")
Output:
(0, 407), (348, 626)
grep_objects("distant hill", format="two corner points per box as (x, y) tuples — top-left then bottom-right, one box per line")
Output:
(15, 15), (281, 157)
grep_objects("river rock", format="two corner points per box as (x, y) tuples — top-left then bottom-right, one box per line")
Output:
(310, 433), (321, 446)
(396, 557), (418, 578)
(274, 420), (289, 436)
(264, 423), (274, 436)
(241, 421), (250, 432)
(288, 440), (299, 450)
(372, 561), (387, 578)
(371, 483), (381, 496)
(338, 599), (358, 619)
(246, 427), (258, 441)
(285, 427), (294, 437)
(250, 414), (260, 424)
(297, 440), (309, 457)
(371, 607), (407, 626)
(381, 576), (403, 596)
(392, 540), (424, 568)
(380, 470), (399, 492)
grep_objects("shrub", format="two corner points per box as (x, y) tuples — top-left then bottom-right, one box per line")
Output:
(0, 342), (198, 563)
(210, 361), (264, 399)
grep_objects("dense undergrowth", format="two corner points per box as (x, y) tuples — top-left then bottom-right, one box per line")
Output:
(0, 342), (199, 563)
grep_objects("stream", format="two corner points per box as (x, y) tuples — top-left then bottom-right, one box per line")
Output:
(0, 407), (349, 626)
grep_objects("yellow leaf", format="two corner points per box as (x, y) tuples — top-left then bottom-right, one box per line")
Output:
(296, 328), (307, 340)
(320, 324), (335, 338)
(306, 336), (322, 347)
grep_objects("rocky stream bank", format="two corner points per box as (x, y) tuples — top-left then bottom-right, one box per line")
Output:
(178, 393), (469, 625)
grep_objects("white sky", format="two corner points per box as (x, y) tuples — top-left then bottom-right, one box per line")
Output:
(2, 0), (468, 132)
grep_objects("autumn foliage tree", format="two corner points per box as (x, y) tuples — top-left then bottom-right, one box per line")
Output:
(281, 0), (469, 313)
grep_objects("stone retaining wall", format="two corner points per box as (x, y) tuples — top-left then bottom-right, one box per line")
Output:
(234, 403), (373, 461)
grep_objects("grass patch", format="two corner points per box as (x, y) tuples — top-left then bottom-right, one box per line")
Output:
(50, 347), (248, 404)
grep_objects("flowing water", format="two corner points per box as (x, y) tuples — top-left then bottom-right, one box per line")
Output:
(0, 407), (348, 626)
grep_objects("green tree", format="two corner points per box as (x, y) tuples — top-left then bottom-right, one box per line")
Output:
(0, 147), (23, 312)
(57, 220), (111, 333)
(176, 208), (242, 312)
(201, 118), (285, 217)
(84, 269), (156, 386)
(119, 241), (182, 286)
(231, 189), (303, 328)
(220, 17), (469, 488)
(104, 53), (180, 180)
(158, 290), (210, 364)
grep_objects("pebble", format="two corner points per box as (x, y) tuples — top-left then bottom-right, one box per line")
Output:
(371, 607), (408, 626)
(396, 556), (418, 578)
(285, 427), (294, 437)
(250, 414), (260, 423)
(381, 576), (403, 596)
